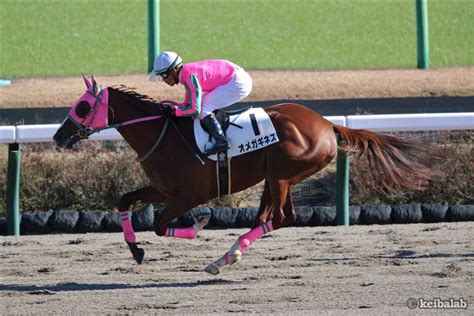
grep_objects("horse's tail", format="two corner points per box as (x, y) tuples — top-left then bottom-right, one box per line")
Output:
(332, 124), (433, 193)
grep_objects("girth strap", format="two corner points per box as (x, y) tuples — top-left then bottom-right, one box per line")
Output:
(216, 152), (231, 197)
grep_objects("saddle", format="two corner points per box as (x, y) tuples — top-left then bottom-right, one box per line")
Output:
(193, 107), (279, 197)
(200, 106), (252, 136)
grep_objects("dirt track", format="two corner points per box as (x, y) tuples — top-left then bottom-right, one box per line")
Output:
(2, 67), (474, 108)
(1, 222), (473, 314)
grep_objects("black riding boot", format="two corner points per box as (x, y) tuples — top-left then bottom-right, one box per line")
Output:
(201, 113), (230, 155)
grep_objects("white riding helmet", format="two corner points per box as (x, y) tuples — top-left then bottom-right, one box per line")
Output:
(149, 51), (183, 81)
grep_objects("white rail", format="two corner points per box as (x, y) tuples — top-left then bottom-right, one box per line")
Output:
(0, 113), (472, 144)
(346, 112), (474, 132)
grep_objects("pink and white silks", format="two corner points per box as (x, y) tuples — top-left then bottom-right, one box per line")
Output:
(175, 59), (253, 119)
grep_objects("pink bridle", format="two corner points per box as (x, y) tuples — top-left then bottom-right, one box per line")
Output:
(64, 75), (163, 139)
(61, 75), (191, 163)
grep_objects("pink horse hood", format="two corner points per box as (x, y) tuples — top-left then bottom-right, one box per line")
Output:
(67, 87), (109, 130)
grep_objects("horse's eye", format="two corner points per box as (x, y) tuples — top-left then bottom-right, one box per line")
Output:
(75, 101), (91, 118)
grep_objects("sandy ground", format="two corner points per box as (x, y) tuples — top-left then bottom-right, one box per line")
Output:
(2, 67), (474, 108)
(1, 222), (473, 314)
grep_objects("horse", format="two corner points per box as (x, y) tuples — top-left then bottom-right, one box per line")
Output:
(53, 76), (432, 274)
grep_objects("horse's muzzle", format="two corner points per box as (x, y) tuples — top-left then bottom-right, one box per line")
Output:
(53, 132), (76, 149)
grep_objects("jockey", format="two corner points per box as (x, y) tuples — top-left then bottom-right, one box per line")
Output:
(149, 51), (253, 156)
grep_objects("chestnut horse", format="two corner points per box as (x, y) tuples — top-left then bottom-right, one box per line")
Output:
(53, 76), (431, 274)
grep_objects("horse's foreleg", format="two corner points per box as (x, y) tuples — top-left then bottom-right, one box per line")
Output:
(153, 194), (209, 240)
(118, 186), (167, 264)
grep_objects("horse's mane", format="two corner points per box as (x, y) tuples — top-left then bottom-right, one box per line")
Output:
(111, 85), (161, 106)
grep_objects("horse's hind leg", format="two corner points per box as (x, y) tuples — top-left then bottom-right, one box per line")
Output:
(269, 179), (290, 228)
(276, 186), (296, 228)
(253, 180), (273, 227)
(254, 180), (295, 227)
(204, 179), (290, 275)
(204, 219), (275, 275)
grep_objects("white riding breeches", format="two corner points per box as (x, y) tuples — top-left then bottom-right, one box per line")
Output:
(199, 67), (253, 119)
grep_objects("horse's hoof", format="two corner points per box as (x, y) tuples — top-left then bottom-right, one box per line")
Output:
(204, 263), (220, 275)
(133, 248), (145, 265)
(194, 215), (211, 231)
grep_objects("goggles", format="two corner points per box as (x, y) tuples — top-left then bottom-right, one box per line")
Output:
(149, 55), (180, 82)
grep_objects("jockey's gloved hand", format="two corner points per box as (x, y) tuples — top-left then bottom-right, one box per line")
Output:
(161, 106), (175, 118)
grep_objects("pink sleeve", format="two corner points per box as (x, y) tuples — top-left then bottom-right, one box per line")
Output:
(175, 74), (201, 117)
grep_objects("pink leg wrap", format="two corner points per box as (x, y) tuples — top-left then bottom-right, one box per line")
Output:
(237, 220), (273, 253)
(120, 212), (136, 243)
(165, 226), (197, 239)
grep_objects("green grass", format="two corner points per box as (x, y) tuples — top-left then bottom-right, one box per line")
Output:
(1, 0), (473, 78)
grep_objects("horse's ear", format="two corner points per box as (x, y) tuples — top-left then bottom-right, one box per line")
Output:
(91, 75), (98, 94)
(82, 74), (92, 90)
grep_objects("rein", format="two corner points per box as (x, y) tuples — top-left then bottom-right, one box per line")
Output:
(66, 112), (163, 145)
(66, 89), (205, 164)
(65, 86), (165, 162)
(168, 118), (206, 165)
(85, 115), (168, 163)
(101, 115), (163, 131)
(136, 118), (170, 162)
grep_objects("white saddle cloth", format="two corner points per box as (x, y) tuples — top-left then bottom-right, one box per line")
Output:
(193, 107), (279, 161)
